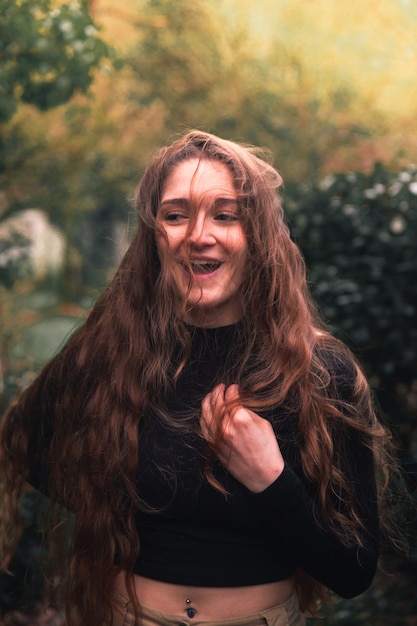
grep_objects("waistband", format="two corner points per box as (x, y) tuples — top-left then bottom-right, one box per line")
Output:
(114, 589), (306, 626)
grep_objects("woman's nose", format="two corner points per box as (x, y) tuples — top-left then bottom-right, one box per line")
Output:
(188, 216), (215, 246)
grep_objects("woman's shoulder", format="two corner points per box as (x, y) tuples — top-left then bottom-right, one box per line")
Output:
(312, 333), (362, 402)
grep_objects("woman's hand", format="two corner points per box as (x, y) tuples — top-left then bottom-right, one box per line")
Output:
(201, 384), (285, 493)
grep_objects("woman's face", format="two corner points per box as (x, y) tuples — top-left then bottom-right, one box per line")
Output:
(156, 158), (248, 327)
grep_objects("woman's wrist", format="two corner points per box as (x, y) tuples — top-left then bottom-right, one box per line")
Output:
(248, 462), (285, 494)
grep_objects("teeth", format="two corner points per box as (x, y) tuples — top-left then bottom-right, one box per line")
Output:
(191, 261), (221, 274)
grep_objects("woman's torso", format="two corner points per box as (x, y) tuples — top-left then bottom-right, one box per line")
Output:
(131, 325), (301, 589)
(114, 574), (296, 620)
(125, 325), (301, 618)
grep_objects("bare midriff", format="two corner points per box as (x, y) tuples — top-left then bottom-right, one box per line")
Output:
(114, 573), (295, 620)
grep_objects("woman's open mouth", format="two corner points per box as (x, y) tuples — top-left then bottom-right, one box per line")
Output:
(181, 260), (223, 275)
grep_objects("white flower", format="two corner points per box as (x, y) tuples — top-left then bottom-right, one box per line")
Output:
(409, 181), (417, 195)
(342, 204), (357, 216)
(85, 25), (97, 37)
(364, 188), (376, 199)
(373, 183), (385, 195)
(72, 40), (85, 52)
(319, 175), (335, 191)
(399, 171), (412, 182)
(82, 52), (96, 64)
(389, 181), (402, 196)
(35, 37), (48, 50)
(59, 20), (73, 33)
(389, 216), (406, 234)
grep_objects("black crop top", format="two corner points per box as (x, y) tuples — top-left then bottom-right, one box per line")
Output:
(133, 325), (379, 598)
(24, 324), (379, 598)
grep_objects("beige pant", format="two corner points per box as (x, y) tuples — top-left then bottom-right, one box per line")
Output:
(113, 590), (306, 626)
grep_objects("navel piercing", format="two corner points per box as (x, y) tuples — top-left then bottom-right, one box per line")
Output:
(185, 598), (197, 618)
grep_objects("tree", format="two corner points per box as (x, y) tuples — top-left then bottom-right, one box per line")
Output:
(0, 0), (111, 123)
(0, 0), (118, 295)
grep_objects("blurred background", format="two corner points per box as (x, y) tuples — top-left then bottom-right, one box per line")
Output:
(0, 0), (416, 624)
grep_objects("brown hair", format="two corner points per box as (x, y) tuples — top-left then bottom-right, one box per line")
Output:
(1, 131), (398, 623)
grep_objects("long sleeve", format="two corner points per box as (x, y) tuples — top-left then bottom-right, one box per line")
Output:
(252, 423), (379, 598)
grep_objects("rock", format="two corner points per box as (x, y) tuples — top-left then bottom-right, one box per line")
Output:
(0, 209), (65, 285)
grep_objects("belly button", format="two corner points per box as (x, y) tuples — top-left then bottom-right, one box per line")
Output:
(185, 598), (197, 618)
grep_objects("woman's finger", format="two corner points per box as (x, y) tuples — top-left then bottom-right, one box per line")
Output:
(201, 384), (226, 441)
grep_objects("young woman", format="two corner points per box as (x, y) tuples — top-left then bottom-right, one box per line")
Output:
(1, 131), (397, 626)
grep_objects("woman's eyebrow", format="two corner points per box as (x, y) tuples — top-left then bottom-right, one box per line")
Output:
(159, 197), (238, 209)
(160, 198), (190, 208)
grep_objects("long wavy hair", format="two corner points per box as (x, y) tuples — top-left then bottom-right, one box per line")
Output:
(1, 131), (399, 624)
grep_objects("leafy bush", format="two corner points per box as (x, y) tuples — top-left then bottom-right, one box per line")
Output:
(285, 163), (417, 380)
(285, 161), (417, 562)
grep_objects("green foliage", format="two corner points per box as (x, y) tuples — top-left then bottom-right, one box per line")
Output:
(0, 230), (31, 288)
(122, 0), (377, 182)
(124, 0), (229, 131)
(131, 0), (223, 99)
(0, 0), (111, 122)
(285, 165), (417, 553)
(285, 163), (417, 380)
(307, 565), (417, 625)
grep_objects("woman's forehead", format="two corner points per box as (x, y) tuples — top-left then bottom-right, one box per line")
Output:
(161, 158), (237, 202)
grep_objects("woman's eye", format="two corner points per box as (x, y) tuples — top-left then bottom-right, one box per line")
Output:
(215, 212), (239, 222)
(164, 212), (188, 222)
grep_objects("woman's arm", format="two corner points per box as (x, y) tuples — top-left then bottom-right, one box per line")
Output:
(252, 449), (378, 598)
(201, 383), (285, 492)
(201, 382), (379, 598)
